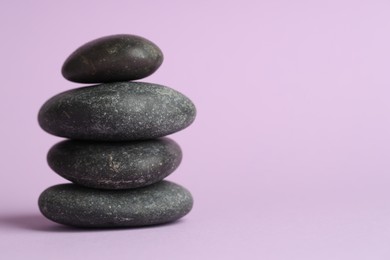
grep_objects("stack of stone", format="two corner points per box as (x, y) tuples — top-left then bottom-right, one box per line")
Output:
(37, 35), (196, 228)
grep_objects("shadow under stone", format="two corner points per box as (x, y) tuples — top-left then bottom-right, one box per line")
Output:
(0, 213), (185, 233)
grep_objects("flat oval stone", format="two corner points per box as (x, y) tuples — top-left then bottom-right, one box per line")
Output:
(47, 138), (182, 189)
(38, 181), (193, 228)
(38, 82), (196, 141)
(62, 34), (163, 83)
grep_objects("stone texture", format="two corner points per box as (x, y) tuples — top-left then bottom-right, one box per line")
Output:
(38, 82), (196, 141)
(38, 181), (193, 228)
(62, 34), (163, 83)
(47, 138), (182, 189)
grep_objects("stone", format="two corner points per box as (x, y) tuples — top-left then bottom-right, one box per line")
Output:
(38, 82), (196, 141)
(62, 34), (163, 83)
(38, 181), (193, 228)
(47, 138), (182, 189)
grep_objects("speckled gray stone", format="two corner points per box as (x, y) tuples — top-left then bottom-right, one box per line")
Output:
(38, 181), (193, 228)
(38, 82), (196, 141)
(62, 34), (163, 83)
(47, 138), (182, 190)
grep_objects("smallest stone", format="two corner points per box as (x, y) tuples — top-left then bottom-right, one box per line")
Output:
(62, 34), (164, 83)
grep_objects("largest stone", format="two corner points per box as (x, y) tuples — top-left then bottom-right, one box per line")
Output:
(38, 82), (196, 141)
(38, 181), (193, 228)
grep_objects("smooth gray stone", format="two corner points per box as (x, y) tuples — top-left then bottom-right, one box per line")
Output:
(62, 34), (163, 83)
(47, 138), (182, 190)
(38, 181), (193, 228)
(38, 82), (196, 141)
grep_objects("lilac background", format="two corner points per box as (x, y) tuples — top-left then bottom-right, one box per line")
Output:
(1, 0), (390, 259)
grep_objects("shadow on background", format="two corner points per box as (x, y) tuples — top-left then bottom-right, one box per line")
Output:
(0, 213), (184, 233)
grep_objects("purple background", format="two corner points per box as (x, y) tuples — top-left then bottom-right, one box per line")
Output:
(1, 0), (390, 259)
